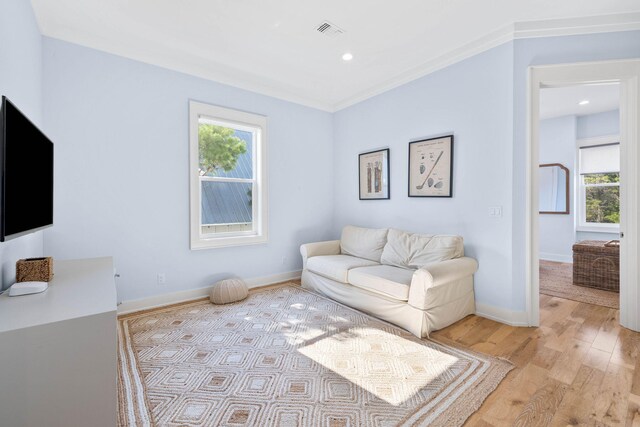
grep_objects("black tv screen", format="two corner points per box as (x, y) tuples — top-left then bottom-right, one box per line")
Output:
(1, 96), (54, 241)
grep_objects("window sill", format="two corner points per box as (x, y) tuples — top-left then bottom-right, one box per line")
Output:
(190, 234), (268, 250)
(576, 226), (620, 234)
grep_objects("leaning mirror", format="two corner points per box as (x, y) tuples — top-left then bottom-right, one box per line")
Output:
(539, 163), (569, 214)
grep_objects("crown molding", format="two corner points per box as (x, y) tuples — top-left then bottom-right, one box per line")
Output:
(41, 12), (640, 114)
(513, 12), (640, 39)
(331, 24), (516, 111)
(41, 33), (336, 113)
(332, 12), (640, 111)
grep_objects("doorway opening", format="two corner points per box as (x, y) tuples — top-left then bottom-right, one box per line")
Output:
(526, 60), (640, 331)
(537, 83), (621, 314)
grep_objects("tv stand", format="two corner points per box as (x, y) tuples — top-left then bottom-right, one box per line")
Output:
(0, 257), (117, 427)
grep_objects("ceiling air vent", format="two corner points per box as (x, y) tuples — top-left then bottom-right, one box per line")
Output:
(316, 21), (345, 37)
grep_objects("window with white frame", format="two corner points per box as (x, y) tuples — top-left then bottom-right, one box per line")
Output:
(189, 101), (267, 249)
(577, 137), (620, 231)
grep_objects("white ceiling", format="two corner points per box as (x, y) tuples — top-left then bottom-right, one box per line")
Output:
(540, 84), (620, 120)
(30, 1), (640, 111)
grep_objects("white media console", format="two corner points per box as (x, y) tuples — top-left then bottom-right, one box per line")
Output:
(0, 257), (117, 427)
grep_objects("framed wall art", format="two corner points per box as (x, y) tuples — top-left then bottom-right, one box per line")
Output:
(359, 148), (390, 200)
(408, 135), (453, 197)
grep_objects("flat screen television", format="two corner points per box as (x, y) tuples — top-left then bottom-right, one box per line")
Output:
(0, 96), (54, 241)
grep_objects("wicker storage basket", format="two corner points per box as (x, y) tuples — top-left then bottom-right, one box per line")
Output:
(16, 257), (54, 283)
(572, 240), (619, 292)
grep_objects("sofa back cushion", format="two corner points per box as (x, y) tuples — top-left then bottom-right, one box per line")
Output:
(380, 228), (464, 269)
(340, 225), (389, 262)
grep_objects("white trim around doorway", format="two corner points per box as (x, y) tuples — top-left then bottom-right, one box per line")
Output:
(527, 59), (640, 331)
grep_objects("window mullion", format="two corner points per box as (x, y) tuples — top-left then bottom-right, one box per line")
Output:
(584, 183), (620, 188)
(200, 176), (254, 184)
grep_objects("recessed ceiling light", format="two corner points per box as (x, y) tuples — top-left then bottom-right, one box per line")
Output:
(342, 52), (353, 61)
(579, 100), (590, 105)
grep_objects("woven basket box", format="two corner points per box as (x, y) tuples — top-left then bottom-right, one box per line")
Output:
(16, 257), (54, 283)
(572, 240), (619, 292)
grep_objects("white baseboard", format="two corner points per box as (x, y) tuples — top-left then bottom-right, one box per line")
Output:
(539, 252), (573, 263)
(117, 270), (302, 315)
(243, 270), (302, 288)
(475, 302), (529, 327)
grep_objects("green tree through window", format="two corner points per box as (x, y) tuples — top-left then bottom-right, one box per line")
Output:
(198, 125), (247, 176)
(584, 173), (619, 224)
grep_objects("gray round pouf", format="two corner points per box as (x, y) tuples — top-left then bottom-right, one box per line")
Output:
(210, 278), (248, 305)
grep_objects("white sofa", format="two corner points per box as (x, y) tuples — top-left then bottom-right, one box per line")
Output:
(300, 225), (478, 337)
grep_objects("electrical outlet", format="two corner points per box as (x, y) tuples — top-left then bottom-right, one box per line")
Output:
(281, 256), (287, 265)
(157, 273), (166, 285)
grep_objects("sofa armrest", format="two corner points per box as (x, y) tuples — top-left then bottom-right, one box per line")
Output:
(408, 257), (478, 310)
(300, 240), (341, 269)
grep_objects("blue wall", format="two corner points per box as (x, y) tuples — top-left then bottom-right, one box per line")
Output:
(577, 109), (620, 139)
(0, 0), (44, 290)
(538, 116), (576, 262)
(42, 38), (334, 302)
(333, 42), (516, 310)
(538, 109), (621, 260)
(334, 30), (640, 314)
(4, 2), (639, 314)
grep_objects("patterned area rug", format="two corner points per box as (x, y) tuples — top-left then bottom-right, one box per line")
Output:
(118, 285), (512, 426)
(540, 260), (619, 309)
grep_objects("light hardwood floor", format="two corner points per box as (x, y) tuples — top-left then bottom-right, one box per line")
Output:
(431, 293), (639, 426)
(286, 280), (636, 425)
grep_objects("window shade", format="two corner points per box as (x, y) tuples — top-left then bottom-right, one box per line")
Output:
(579, 143), (620, 175)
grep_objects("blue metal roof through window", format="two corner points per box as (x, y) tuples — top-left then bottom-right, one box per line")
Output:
(201, 129), (253, 225)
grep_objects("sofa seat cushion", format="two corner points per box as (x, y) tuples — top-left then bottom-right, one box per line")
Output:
(307, 255), (379, 283)
(348, 265), (414, 301)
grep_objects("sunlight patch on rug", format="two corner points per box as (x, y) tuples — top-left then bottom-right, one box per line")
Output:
(298, 327), (458, 406)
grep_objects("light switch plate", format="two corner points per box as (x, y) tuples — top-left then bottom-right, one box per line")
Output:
(489, 206), (503, 217)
